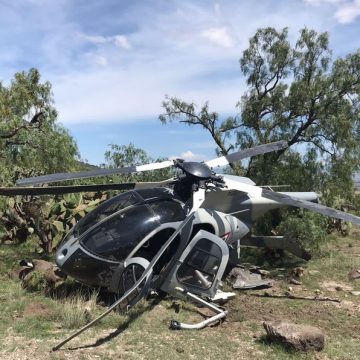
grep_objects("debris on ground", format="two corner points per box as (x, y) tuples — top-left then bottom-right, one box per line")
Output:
(211, 290), (236, 303)
(289, 278), (302, 285)
(227, 267), (274, 290)
(253, 269), (270, 277)
(348, 268), (360, 280)
(252, 291), (341, 303)
(263, 320), (325, 352)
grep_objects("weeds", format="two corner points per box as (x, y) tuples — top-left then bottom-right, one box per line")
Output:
(52, 290), (99, 329)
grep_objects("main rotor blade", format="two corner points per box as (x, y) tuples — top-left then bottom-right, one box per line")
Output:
(222, 175), (360, 225)
(205, 140), (288, 168)
(0, 179), (176, 196)
(16, 160), (174, 186)
(262, 189), (360, 226)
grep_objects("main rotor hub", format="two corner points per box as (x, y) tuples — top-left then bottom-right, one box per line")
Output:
(175, 160), (213, 180)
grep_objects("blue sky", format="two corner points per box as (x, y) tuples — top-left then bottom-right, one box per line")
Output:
(1, 0), (360, 165)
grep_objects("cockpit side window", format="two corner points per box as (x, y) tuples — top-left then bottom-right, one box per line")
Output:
(80, 204), (160, 261)
(149, 200), (185, 224)
(75, 191), (141, 236)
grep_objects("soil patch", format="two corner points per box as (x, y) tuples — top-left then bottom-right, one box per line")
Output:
(320, 281), (353, 292)
(23, 302), (52, 318)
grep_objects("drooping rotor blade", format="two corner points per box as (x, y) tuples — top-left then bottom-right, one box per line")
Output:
(262, 189), (360, 226)
(222, 175), (360, 225)
(205, 140), (288, 168)
(0, 179), (176, 196)
(16, 160), (174, 186)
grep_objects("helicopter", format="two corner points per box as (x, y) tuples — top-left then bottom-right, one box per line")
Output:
(2, 140), (360, 350)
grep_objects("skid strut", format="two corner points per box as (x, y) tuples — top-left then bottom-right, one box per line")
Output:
(52, 214), (195, 351)
(170, 287), (228, 330)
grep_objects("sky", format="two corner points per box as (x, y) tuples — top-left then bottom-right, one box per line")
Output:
(0, 0), (359, 165)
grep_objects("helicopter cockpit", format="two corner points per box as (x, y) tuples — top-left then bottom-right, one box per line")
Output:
(78, 189), (185, 261)
(56, 188), (186, 287)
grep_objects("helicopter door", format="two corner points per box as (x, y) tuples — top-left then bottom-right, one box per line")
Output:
(163, 230), (229, 298)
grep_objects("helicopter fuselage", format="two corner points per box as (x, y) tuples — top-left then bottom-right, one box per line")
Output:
(55, 177), (318, 291)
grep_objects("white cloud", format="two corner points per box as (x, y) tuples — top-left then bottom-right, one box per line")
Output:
(2, 0), (359, 129)
(304, 0), (344, 4)
(170, 150), (208, 162)
(304, 0), (360, 23)
(93, 55), (108, 67)
(113, 35), (131, 49)
(201, 27), (236, 48)
(335, 0), (360, 23)
(77, 33), (108, 44)
(77, 32), (131, 49)
(50, 65), (243, 124)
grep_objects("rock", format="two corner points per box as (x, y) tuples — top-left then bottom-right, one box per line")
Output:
(348, 269), (360, 280)
(197, 307), (214, 318)
(14, 259), (66, 292)
(31, 259), (66, 283)
(350, 291), (360, 296)
(290, 267), (305, 278)
(8, 266), (32, 280)
(263, 320), (324, 352)
(290, 278), (302, 285)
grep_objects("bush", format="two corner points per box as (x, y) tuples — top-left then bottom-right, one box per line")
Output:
(277, 209), (327, 256)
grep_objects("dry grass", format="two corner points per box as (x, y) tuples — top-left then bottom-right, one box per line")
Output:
(52, 290), (98, 329)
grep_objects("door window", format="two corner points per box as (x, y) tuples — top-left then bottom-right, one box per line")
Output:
(177, 238), (222, 289)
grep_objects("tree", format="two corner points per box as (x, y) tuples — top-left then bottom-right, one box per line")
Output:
(0, 68), (79, 185)
(0, 68), (80, 253)
(160, 28), (360, 205)
(104, 143), (173, 183)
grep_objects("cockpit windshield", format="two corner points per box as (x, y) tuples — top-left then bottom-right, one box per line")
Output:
(68, 188), (186, 261)
(74, 191), (141, 237)
(80, 203), (160, 261)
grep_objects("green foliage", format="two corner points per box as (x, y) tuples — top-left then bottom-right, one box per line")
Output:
(277, 209), (327, 255)
(0, 68), (83, 252)
(1, 141), (169, 253)
(1, 192), (110, 253)
(160, 27), (360, 247)
(105, 142), (173, 182)
(0, 68), (79, 186)
(160, 27), (360, 198)
(22, 270), (49, 293)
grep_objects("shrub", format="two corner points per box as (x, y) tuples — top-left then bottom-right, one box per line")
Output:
(277, 209), (327, 256)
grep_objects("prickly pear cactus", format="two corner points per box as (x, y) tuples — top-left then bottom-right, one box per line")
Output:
(0, 191), (110, 253)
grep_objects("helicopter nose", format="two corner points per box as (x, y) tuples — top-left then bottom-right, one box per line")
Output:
(55, 232), (80, 268)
